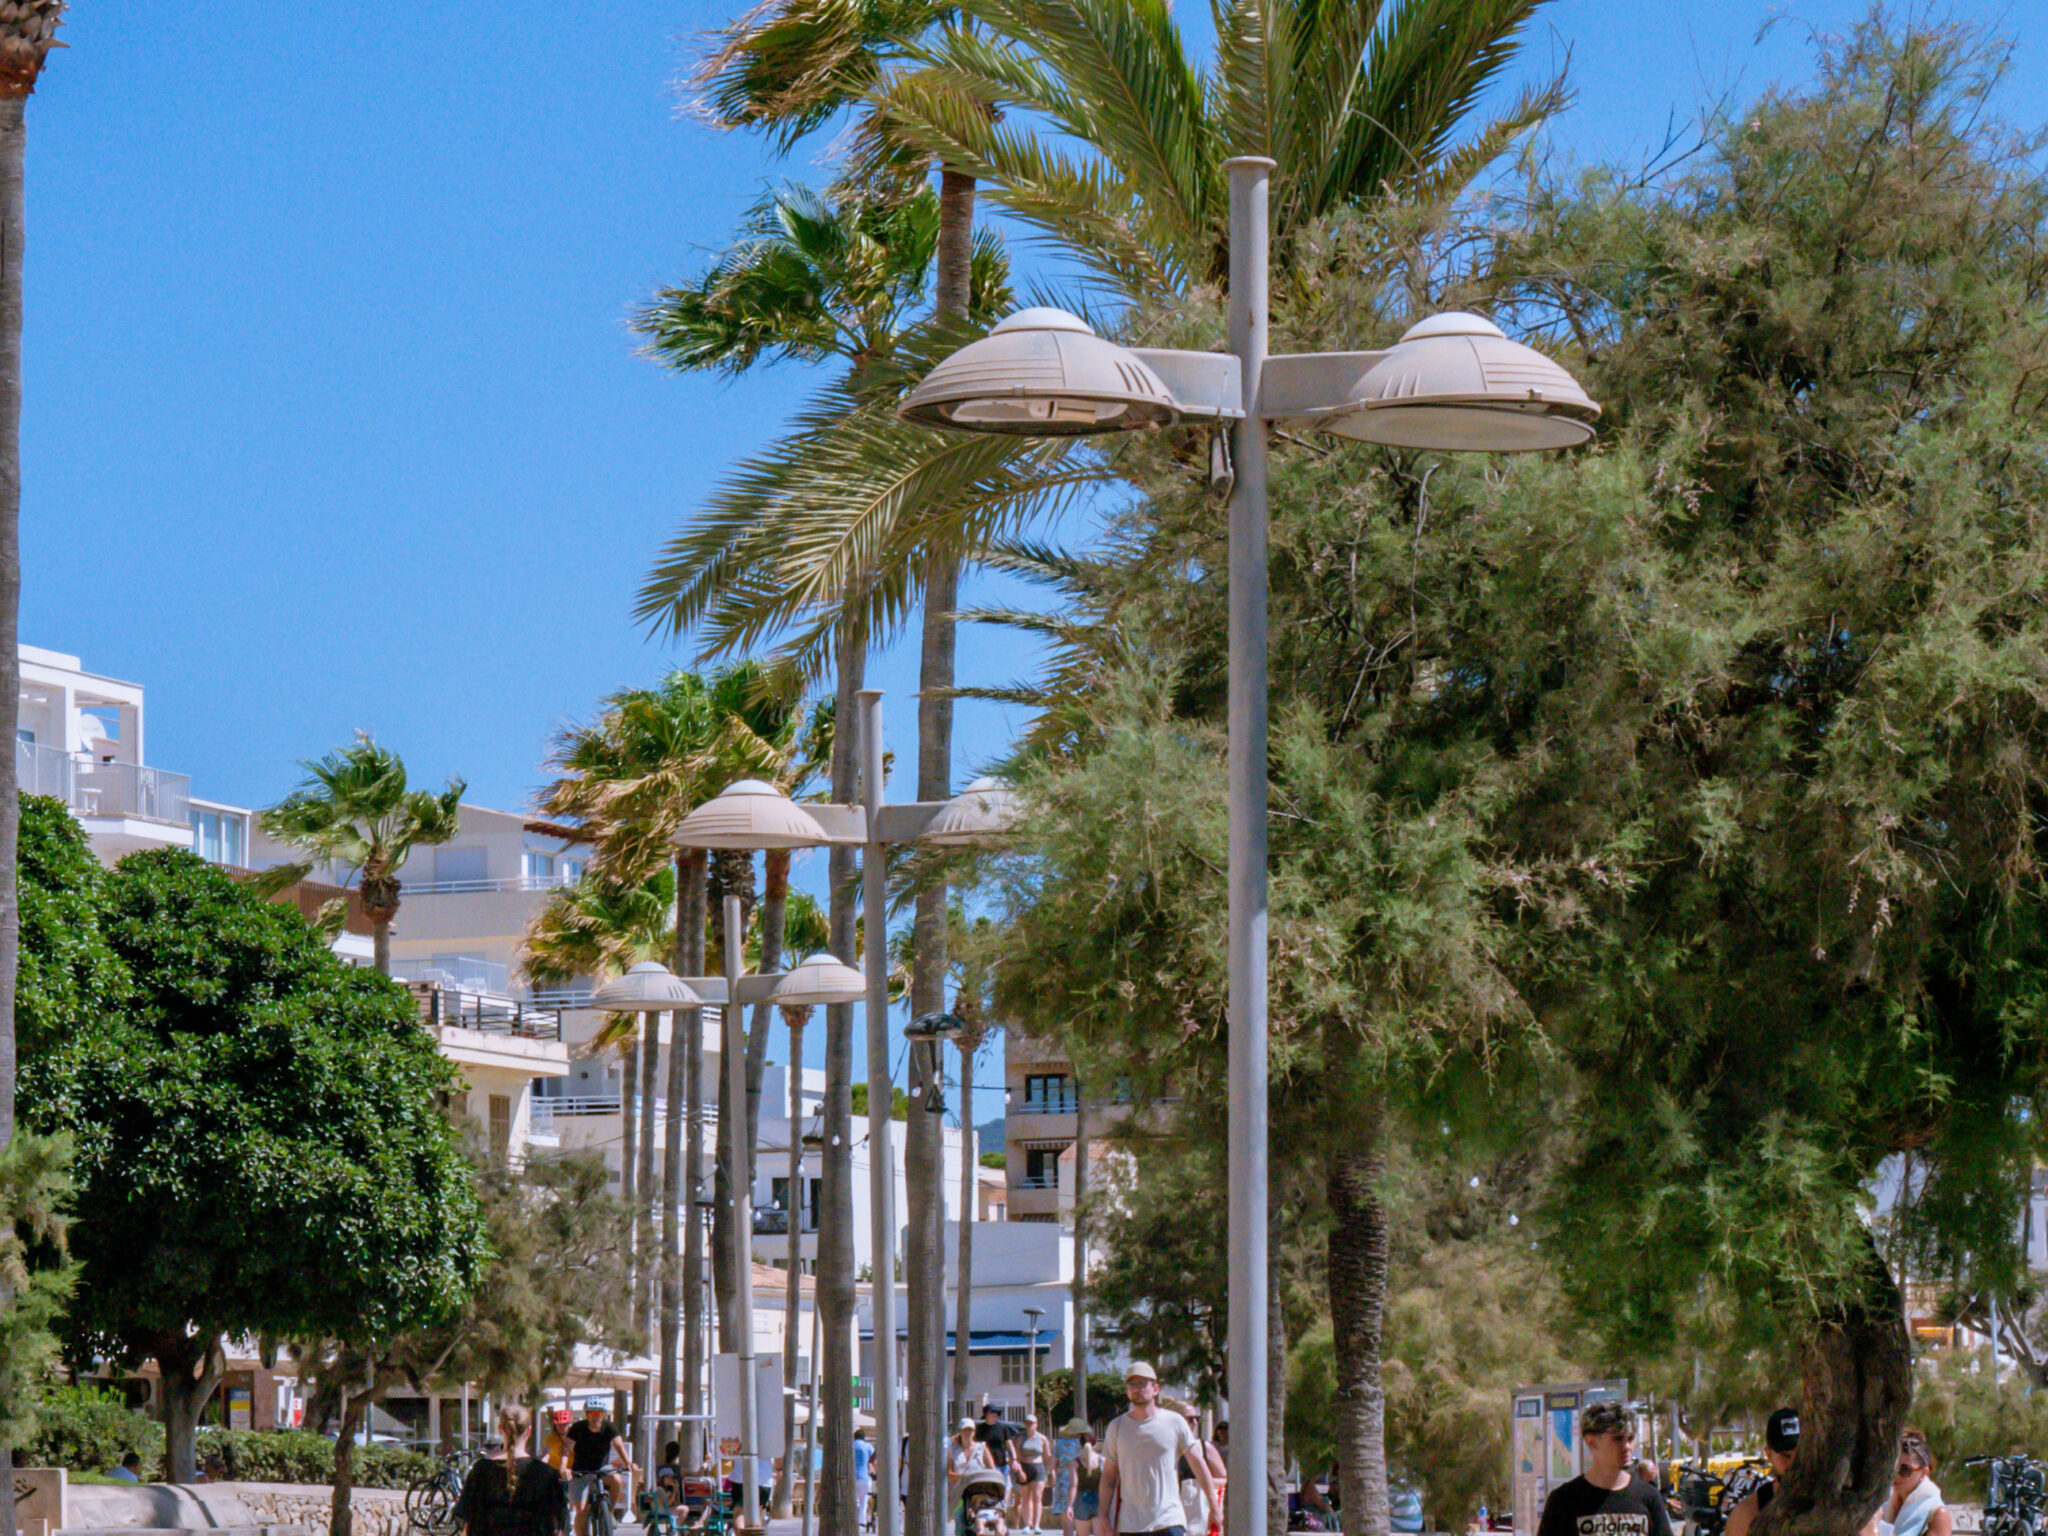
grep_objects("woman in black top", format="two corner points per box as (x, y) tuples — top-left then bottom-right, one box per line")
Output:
(454, 1405), (571, 1536)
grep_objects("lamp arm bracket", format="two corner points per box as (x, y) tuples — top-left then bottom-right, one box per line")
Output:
(1257, 351), (1392, 423)
(804, 802), (868, 844)
(671, 975), (785, 1005)
(1128, 349), (1244, 420)
(873, 803), (946, 844)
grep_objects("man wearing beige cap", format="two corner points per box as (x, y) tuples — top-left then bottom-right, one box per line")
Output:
(1102, 1363), (1219, 1536)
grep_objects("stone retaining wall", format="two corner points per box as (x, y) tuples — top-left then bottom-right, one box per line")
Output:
(65, 1481), (408, 1536)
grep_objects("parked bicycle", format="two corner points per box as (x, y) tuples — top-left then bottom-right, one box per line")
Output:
(407, 1446), (486, 1536)
(1671, 1458), (1771, 1536)
(1966, 1454), (2048, 1536)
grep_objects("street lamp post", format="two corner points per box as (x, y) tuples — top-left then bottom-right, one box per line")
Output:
(674, 712), (1023, 1536)
(1021, 1307), (1043, 1426)
(901, 159), (1598, 1536)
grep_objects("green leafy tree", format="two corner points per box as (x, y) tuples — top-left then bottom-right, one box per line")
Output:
(258, 732), (465, 974)
(21, 849), (486, 1482)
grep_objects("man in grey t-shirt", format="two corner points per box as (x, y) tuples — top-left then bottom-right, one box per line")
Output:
(1101, 1363), (1219, 1536)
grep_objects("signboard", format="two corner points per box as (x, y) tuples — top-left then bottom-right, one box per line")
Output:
(713, 1352), (789, 1457)
(227, 1382), (254, 1431)
(1511, 1380), (1628, 1536)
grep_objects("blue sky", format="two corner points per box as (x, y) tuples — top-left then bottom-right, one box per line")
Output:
(24, 1), (2044, 1085)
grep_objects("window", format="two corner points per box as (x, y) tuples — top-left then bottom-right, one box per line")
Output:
(16, 727), (32, 744)
(192, 811), (247, 868)
(562, 858), (585, 884)
(523, 851), (556, 883)
(489, 1094), (513, 1165)
(771, 1177), (792, 1214)
(999, 1353), (1028, 1385)
(808, 1177), (823, 1231)
(1023, 1074), (1074, 1112)
(1024, 1147), (1066, 1189)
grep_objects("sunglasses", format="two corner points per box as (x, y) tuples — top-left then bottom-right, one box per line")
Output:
(1895, 1464), (1920, 1478)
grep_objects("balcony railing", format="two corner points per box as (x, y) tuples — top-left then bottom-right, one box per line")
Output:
(407, 873), (582, 896)
(1015, 1173), (1061, 1190)
(529, 1094), (720, 1132)
(1015, 1095), (1079, 1115)
(411, 981), (565, 1042)
(19, 740), (191, 827)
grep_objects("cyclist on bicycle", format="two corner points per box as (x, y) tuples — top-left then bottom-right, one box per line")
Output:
(565, 1403), (637, 1536)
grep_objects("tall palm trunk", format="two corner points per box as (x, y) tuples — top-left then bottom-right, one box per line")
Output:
(661, 994), (687, 1424)
(621, 1030), (641, 1276)
(362, 874), (400, 975)
(772, 1003), (811, 1517)
(0, 29), (40, 1513)
(951, 1031), (979, 1416)
(907, 159), (977, 1536)
(1327, 1079), (1389, 1536)
(746, 849), (788, 1264)
(818, 638), (866, 1536)
(709, 851), (759, 1350)
(681, 851), (710, 1460)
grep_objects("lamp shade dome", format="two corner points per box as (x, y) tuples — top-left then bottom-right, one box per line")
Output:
(900, 309), (1180, 436)
(771, 952), (867, 1006)
(672, 779), (831, 850)
(590, 960), (702, 1013)
(921, 776), (1023, 846)
(1328, 313), (1599, 451)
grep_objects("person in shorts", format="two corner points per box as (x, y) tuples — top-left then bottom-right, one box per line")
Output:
(1535, 1403), (1672, 1536)
(1102, 1363), (1219, 1536)
(1016, 1416), (1052, 1533)
(564, 1404), (634, 1536)
(1060, 1421), (1103, 1536)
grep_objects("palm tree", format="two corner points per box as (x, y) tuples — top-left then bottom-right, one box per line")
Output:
(0, 11), (62, 1513)
(258, 733), (465, 976)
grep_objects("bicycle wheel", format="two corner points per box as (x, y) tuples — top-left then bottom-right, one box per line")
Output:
(591, 1486), (618, 1536)
(407, 1476), (454, 1535)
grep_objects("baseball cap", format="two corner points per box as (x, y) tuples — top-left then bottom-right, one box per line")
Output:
(958, 1418), (977, 1432)
(1125, 1361), (1160, 1384)
(1766, 1408), (1801, 1454)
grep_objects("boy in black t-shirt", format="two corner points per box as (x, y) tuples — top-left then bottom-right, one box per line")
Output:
(1536, 1403), (1675, 1536)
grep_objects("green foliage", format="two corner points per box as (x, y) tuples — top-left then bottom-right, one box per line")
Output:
(0, 1134), (78, 1443)
(192, 1427), (434, 1489)
(15, 797), (127, 1059)
(1908, 1351), (2048, 1503)
(1031, 1369), (1128, 1430)
(19, 848), (486, 1366)
(258, 732), (464, 912)
(24, 1383), (163, 1478)
(978, 1151), (1006, 1169)
(850, 1083), (910, 1120)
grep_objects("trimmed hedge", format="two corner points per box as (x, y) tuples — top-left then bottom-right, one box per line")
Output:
(195, 1428), (436, 1489)
(25, 1384), (164, 1479)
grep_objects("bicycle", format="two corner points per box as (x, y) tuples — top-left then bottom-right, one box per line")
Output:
(1965, 1454), (2048, 1536)
(407, 1448), (482, 1536)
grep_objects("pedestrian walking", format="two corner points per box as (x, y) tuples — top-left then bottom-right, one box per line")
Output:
(1017, 1416), (1052, 1534)
(952, 1419), (999, 1531)
(453, 1405), (570, 1536)
(1060, 1422), (1104, 1536)
(1160, 1401), (1224, 1536)
(1101, 1363), (1219, 1536)
(854, 1428), (876, 1532)
(1535, 1403), (1669, 1536)
(1876, 1428), (1951, 1536)
(1725, 1408), (1799, 1536)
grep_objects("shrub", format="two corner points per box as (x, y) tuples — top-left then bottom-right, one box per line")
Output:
(25, 1383), (163, 1478)
(193, 1428), (435, 1488)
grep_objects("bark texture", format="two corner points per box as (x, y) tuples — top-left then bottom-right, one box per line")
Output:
(621, 1031), (640, 1282)
(639, 992), (662, 1338)
(1071, 1085), (1088, 1427)
(951, 1029), (981, 1416)
(772, 1005), (810, 1517)
(1756, 1239), (1913, 1536)
(0, 87), (23, 1536)
(681, 850), (708, 1458)
(155, 1332), (227, 1485)
(1327, 1090), (1389, 1536)
(817, 641), (865, 1536)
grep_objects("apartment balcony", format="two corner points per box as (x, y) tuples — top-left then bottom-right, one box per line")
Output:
(20, 739), (193, 857)
(528, 1093), (721, 1133)
(405, 979), (571, 1085)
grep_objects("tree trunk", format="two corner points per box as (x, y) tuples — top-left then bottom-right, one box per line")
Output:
(952, 1034), (977, 1416)
(709, 854), (760, 1352)
(1756, 1236), (1913, 1536)
(661, 997), (687, 1424)
(156, 1334), (226, 1485)
(681, 850), (709, 1462)
(772, 1007), (809, 1518)
(905, 160), (977, 1536)
(372, 916), (391, 976)
(1327, 1091), (1390, 1536)
(331, 1387), (369, 1536)
(0, 79), (28, 1183)
(818, 637), (865, 1536)
(1268, 1196), (1289, 1536)
(640, 995), (663, 1338)
(1071, 1085), (1088, 1427)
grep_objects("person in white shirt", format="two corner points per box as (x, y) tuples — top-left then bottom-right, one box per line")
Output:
(1101, 1364), (1219, 1536)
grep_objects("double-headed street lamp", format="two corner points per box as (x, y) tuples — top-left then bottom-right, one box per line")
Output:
(672, 691), (1020, 1536)
(903, 157), (1599, 1536)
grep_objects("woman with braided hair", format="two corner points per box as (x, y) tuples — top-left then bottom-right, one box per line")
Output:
(454, 1405), (571, 1536)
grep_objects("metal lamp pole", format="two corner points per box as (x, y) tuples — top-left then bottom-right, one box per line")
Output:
(724, 895), (766, 1533)
(1022, 1307), (1043, 1424)
(1223, 155), (1272, 1536)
